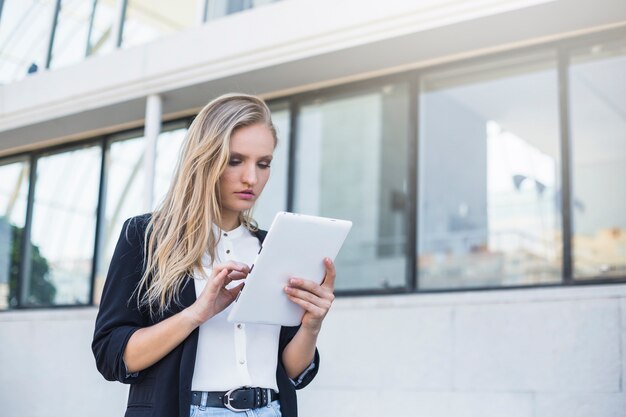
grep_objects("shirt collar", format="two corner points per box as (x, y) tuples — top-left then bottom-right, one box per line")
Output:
(212, 222), (247, 239)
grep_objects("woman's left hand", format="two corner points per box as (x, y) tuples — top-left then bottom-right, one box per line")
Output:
(284, 257), (336, 333)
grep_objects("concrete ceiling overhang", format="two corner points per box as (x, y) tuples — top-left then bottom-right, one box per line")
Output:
(0, 0), (625, 156)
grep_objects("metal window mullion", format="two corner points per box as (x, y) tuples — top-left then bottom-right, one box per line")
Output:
(286, 99), (299, 213)
(408, 73), (419, 292)
(85, 0), (99, 56)
(90, 138), (108, 306)
(557, 47), (574, 284)
(18, 155), (38, 307)
(44, 0), (62, 69)
(114, 0), (128, 48)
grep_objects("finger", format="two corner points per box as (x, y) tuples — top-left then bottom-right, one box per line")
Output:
(210, 268), (230, 288)
(287, 278), (328, 298)
(286, 294), (326, 317)
(320, 258), (336, 290)
(227, 270), (248, 281)
(214, 262), (249, 275)
(284, 286), (331, 310)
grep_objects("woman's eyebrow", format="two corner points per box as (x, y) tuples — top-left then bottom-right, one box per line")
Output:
(230, 152), (273, 160)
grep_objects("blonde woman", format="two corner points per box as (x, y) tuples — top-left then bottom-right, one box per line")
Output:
(92, 94), (335, 417)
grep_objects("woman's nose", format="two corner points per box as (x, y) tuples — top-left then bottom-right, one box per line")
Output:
(242, 164), (257, 186)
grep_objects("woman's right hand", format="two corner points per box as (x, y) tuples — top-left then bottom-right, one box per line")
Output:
(184, 262), (249, 326)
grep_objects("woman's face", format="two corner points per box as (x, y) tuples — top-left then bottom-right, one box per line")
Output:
(218, 123), (275, 221)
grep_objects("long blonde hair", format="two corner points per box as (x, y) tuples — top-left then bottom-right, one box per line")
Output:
(136, 93), (277, 318)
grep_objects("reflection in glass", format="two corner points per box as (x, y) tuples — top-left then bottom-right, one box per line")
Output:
(87, 0), (117, 57)
(28, 146), (101, 306)
(253, 103), (289, 229)
(419, 53), (562, 289)
(570, 39), (626, 279)
(49, 0), (117, 68)
(0, 0), (56, 84)
(0, 160), (30, 309)
(154, 126), (187, 210)
(294, 85), (410, 290)
(49, 0), (92, 69)
(94, 134), (145, 304)
(122, 0), (197, 49)
(205, 0), (280, 21)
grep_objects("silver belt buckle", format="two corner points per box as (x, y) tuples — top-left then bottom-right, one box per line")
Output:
(223, 387), (251, 412)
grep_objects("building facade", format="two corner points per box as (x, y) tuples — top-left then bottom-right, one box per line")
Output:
(1, 0), (625, 416)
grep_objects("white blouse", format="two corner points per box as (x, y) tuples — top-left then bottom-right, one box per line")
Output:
(191, 224), (281, 392)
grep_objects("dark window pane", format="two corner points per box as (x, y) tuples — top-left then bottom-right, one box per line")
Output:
(419, 52), (562, 289)
(294, 84), (410, 291)
(27, 146), (101, 306)
(570, 38), (626, 280)
(0, 160), (30, 309)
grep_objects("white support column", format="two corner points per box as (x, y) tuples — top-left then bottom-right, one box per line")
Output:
(144, 94), (162, 212)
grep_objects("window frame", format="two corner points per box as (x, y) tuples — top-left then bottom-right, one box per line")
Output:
(0, 27), (625, 310)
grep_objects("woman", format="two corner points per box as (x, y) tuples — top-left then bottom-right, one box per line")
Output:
(92, 93), (336, 417)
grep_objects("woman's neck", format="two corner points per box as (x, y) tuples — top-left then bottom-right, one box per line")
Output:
(219, 212), (241, 232)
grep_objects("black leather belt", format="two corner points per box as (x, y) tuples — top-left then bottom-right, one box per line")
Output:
(191, 387), (279, 412)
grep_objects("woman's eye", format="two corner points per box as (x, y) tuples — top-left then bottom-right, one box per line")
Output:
(258, 163), (271, 169)
(228, 159), (241, 166)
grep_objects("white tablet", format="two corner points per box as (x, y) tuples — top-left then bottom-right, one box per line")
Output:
(227, 212), (352, 326)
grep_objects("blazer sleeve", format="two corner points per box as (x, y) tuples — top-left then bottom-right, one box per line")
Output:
(278, 325), (320, 390)
(92, 216), (150, 384)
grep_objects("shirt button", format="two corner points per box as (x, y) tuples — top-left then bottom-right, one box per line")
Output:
(237, 323), (243, 329)
(226, 250), (230, 254)
(224, 233), (228, 237)
(239, 359), (245, 365)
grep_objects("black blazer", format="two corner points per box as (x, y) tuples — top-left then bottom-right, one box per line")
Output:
(92, 214), (319, 417)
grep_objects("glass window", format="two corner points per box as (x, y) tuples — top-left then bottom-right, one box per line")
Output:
(48, 0), (117, 68)
(121, 0), (198, 49)
(153, 124), (188, 210)
(569, 38), (626, 280)
(87, 0), (117, 57)
(0, 159), (30, 310)
(253, 102), (290, 229)
(418, 52), (562, 289)
(26, 145), (101, 306)
(205, 0), (280, 21)
(48, 0), (92, 69)
(94, 133), (145, 304)
(0, 0), (56, 84)
(294, 84), (410, 291)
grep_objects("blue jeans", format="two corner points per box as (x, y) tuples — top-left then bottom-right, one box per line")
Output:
(189, 400), (282, 417)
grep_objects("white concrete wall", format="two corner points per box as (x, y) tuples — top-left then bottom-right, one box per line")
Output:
(302, 284), (626, 417)
(0, 284), (624, 417)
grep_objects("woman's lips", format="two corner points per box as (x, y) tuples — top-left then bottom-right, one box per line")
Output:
(235, 191), (255, 200)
